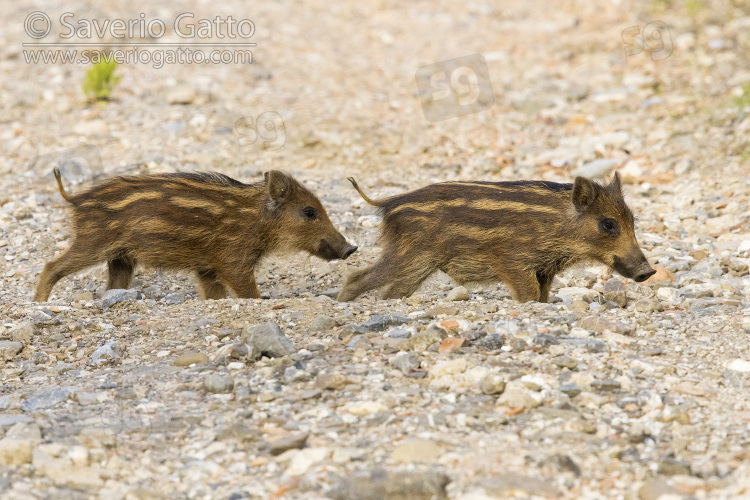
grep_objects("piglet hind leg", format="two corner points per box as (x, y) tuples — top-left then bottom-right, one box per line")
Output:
(337, 254), (400, 302)
(107, 255), (137, 290)
(34, 241), (107, 302)
(535, 270), (555, 303)
(196, 269), (228, 299)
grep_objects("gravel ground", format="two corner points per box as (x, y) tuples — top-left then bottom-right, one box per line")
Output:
(2, 0), (750, 498)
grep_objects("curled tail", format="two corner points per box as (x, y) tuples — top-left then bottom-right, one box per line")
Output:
(53, 167), (74, 204)
(347, 177), (388, 207)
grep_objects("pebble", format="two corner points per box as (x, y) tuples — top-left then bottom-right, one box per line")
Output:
(310, 315), (337, 332)
(90, 341), (120, 364)
(9, 322), (33, 344)
(603, 278), (627, 307)
(361, 315), (413, 332)
(727, 359), (750, 372)
(0, 341), (23, 360)
(315, 372), (347, 390)
(428, 358), (467, 378)
(389, 352), (421, 374)
(347, 400), (388, 416)
(21, 387), (71, 412)
(446, 286), (470, 301)
(242, 322), (295, 357)
(479, 373), (506, 395)
(638, 477), (684, 500)
(390, 439), (443, 463)
(496, 380), (543, 409)
(328, 468), (450, 500)
(174, 351), (210, 366)
(437, 336), (464, 353)
(101, 289), (143, 309)
(406, 326), (447, 352)
(267, 432), (309, 456)
(203, 374), (234, 394)
(552, 355), (578, 370)
(167, 85), (197, 105)
(657, 456), (692, 476)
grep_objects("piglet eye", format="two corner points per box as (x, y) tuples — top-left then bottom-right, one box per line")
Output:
(599, 218), (619, 235)
(302, 206), (317, 220)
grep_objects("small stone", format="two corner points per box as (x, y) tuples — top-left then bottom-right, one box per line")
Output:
(174, 351), (210, 367)
(727, 359), (750, 373)
(101, 289), (143, 309)
(638, 477), (683, 500)
(315, 372), (347, 390)
(390, 439), (443, 463)
(10, 322), (34, 344)
(656, 287), (682, 304)
(428, 358), (467, 378)
(21, 387), (71, 412)
(657, 456), (692, 476)
(406, 326), (447, 352)
(446, 286), (469, 301)
(479, 373), (506, 395)
(552, 355), (578, 370)
(286, 447), (330, 475)
(328, 468), (449, 500)
(497, 380), (543, 409)
(437, 336), (464, 353)
(267, 432), (308, 456)
(579, 316), (631, 335)
(167, 85), (197, 105)
(571, 158), (621, 178)
(90, 341), (120, 364)
(0, 423), (41, 465)
(0, 341), (23, 360)
(477, 473), (558, 498)
(389, 352), (421, 374)
(474, 333), (505, 350)
(559, 383), (581, 397)
(603, 278), (627, 307)
(547, 454), (581, 476)
(347, 401), (388, 416)
(283, 366), (310, 383)
(310, 316), (337, 332)
(591, 379), (621, 392)
(384, 327), (412, 339)
(242, 322), (294, 358)
(164, 292), (184, 305)
(634, 299), (664, 313)
(645, 265), (675, 283)
(203, 374), (234, 394)
(690, 250), (708, 260)
(361, 315), (412, 332)
(534, 333), (559, 347)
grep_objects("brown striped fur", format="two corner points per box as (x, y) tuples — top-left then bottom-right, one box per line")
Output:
(35, 169), (357, 301)
(338, 173), (654, 303)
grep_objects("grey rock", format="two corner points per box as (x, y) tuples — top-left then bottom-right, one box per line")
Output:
(310, 315), (337, 332)
(267, 432), (308, 456)
(547, 454), (581, 476)
(476, 473), (558, 498)
(657, 456), (691, 476)
(533, 333), (559, 347)
(591, 379), (621, 392)
(102, 289), (143, 309)
(242, 323), (294, 358)
(164, 292), (184, 305)
(21, 387), (72, 412)
(474, 333), (505, 350)
(91, 341), (120, 364)
(634, 298), (664, 313)
(361, 315), (413, 332)
(10, 322), (34, 344)
(0, 341), (23, 361)
(552, 355), (578, 370)
(389, 352), (421, 374)
(203, 374), (234, 394)
(560, 338), (608, 353)
(328, 467), (449, 500)
(638, 477), (684, 500)
(384, 327), (412, 339)
(559, 383), (581, 397)
(406, 325), (447, 352)
(479, 373), (506, 395)
(315, 372), (347, 390)
(283, 366), (310, 383)
(602, 278), (627, 307)
(0, 414), (33, 429)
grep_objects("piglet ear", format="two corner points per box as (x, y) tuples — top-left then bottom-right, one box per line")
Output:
(265, 170), (291, 203)
(572, 176), (596, 211)
(608, 171), (622, 194)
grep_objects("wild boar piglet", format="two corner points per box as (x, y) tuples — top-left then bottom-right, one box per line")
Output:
(35, 168), (357, 302)
(338, 173), (654, 303)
